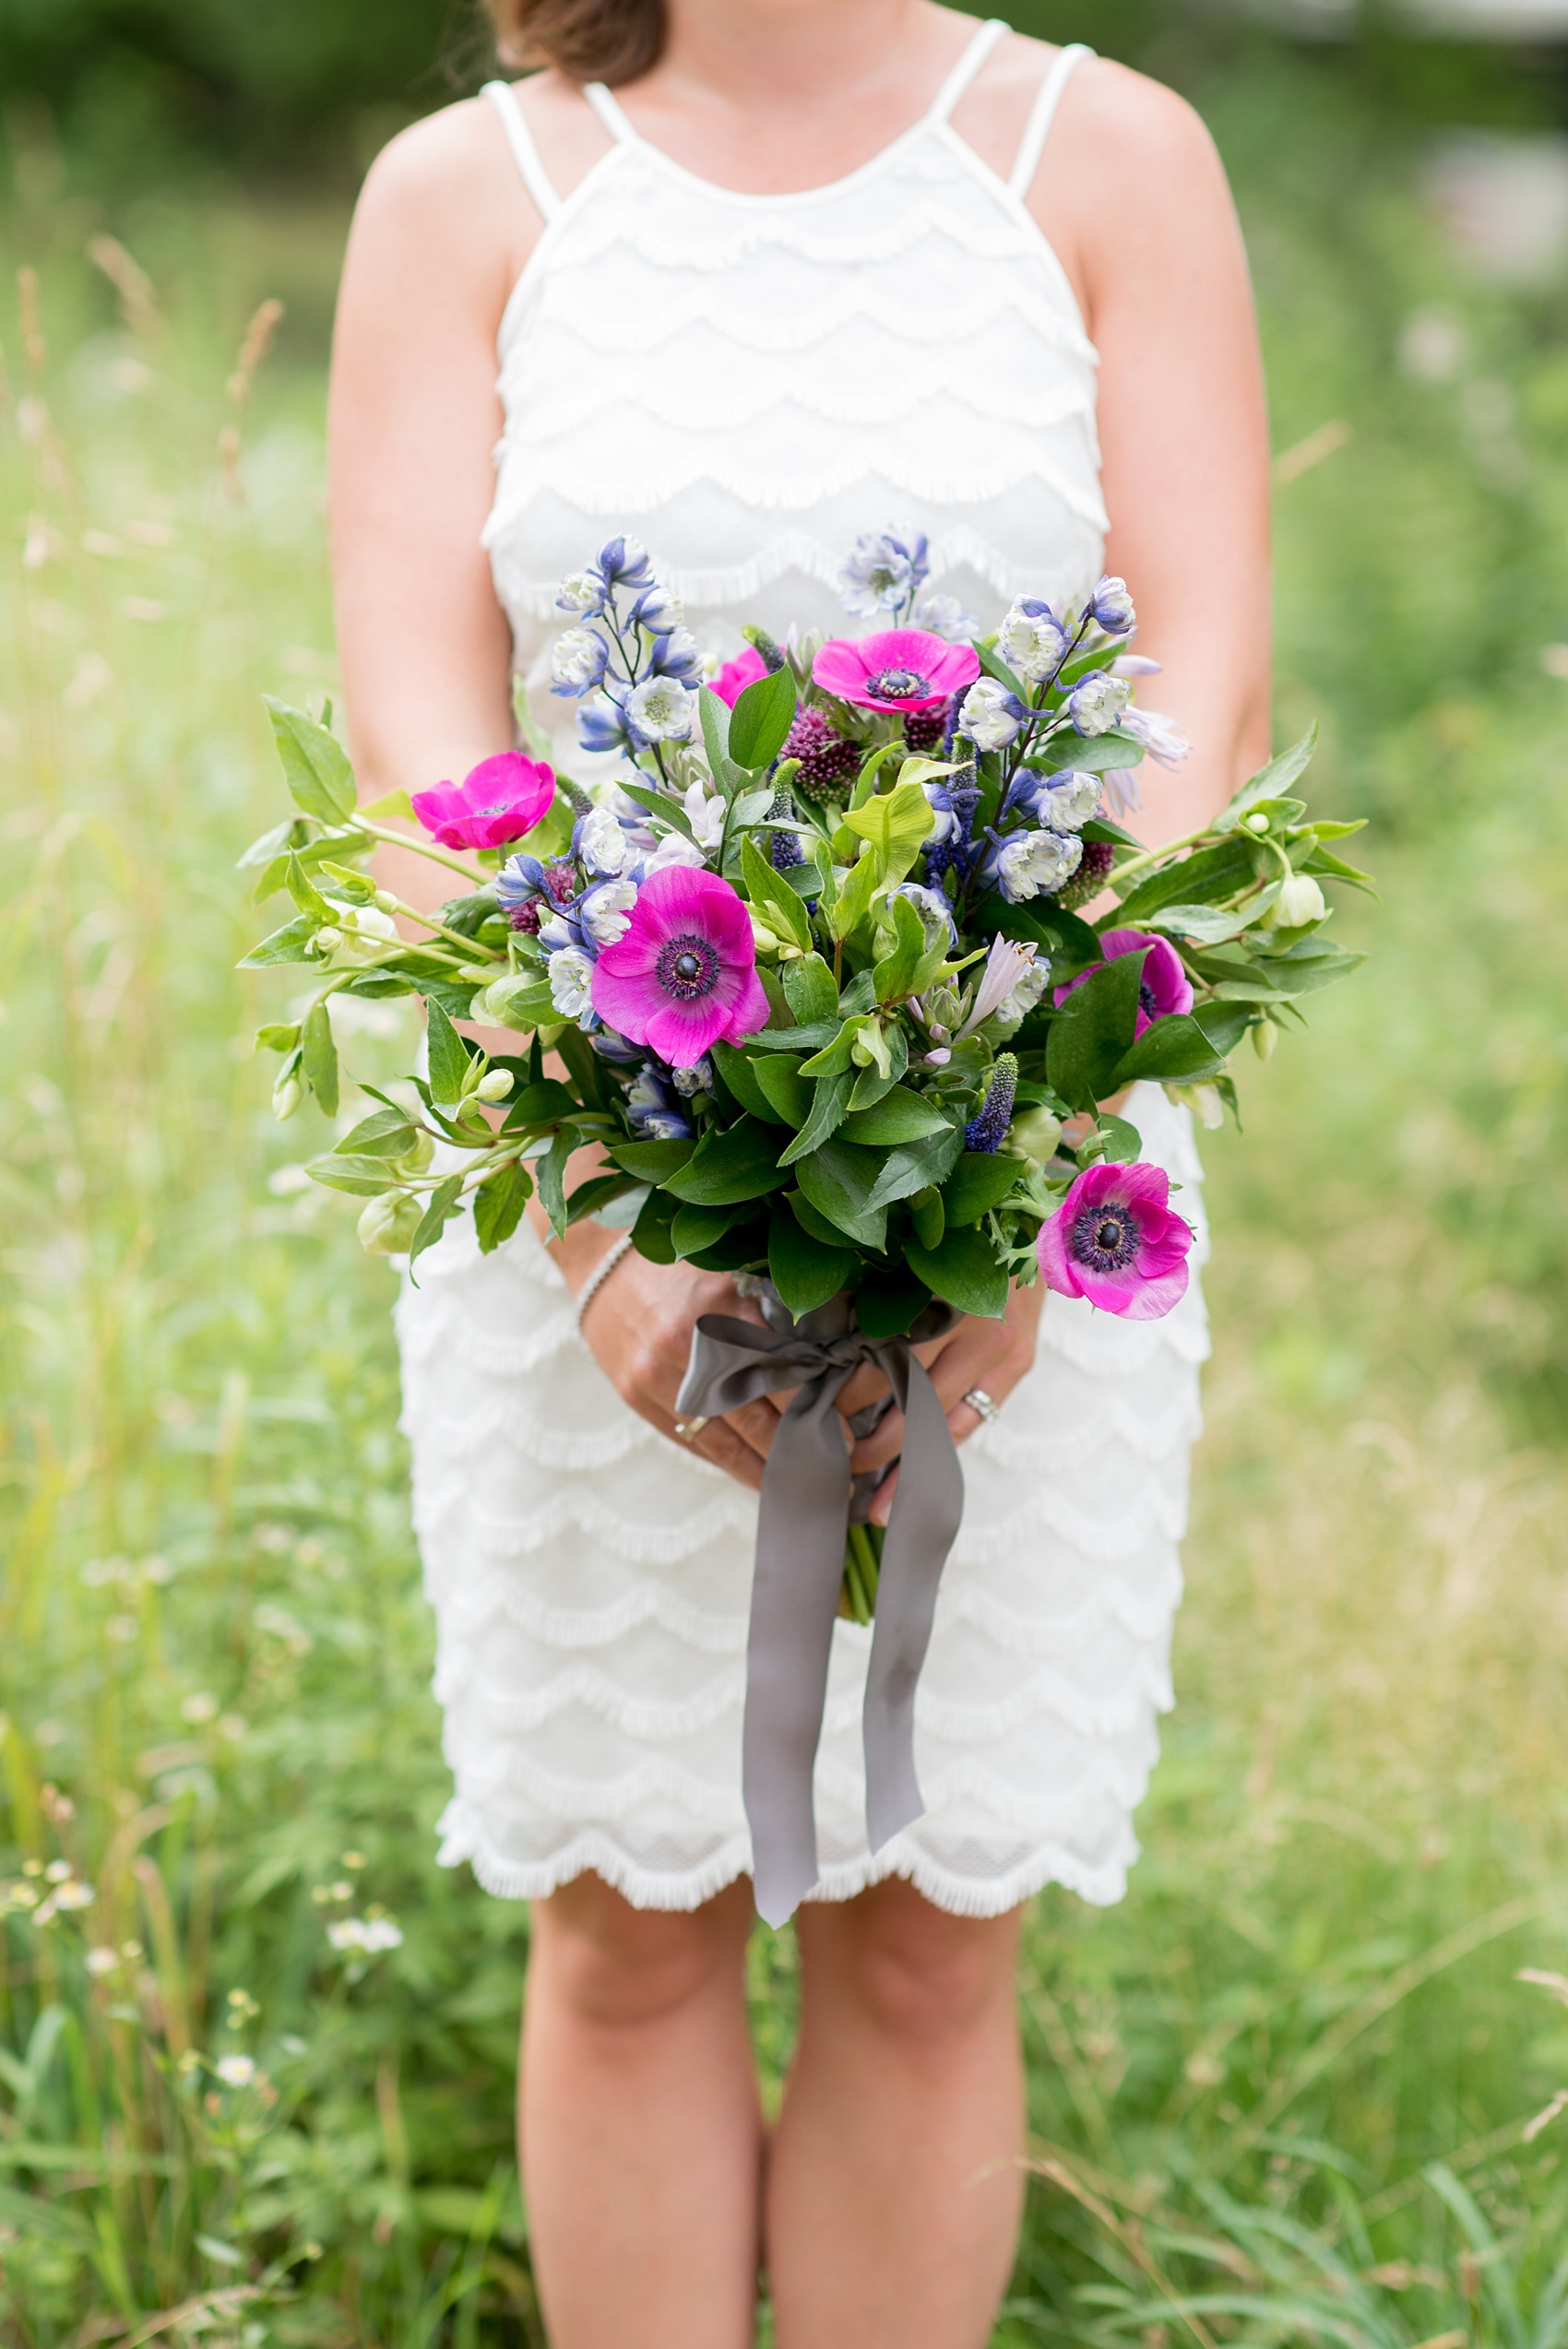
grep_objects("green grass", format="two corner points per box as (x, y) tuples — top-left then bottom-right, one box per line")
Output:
(3, 58), (1568, 2345)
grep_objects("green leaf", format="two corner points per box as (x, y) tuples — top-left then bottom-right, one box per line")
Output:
(255, 1022), (301, 1053)
(301, 1000), (339, 1117)
(684, 1216), (771, 1272)
(360, 785), (416, 821)
(1149, 900), (1271, 945)
(941, 1149), (1024, 1226)
(425, 999), (472, 1105)
(838, 777), (934, 887)
(786, 1187), (852, 1248)
(409, 1174), (464, 1272)
(671, 1202), (738, 1259)
(778, 1072), (853, 1167)
(797, 1019), (861, 1078)
(239, 914), (317, 968)
(854, 1265), (932, 1339)
(610, 1136), (694, 1180)
(740, 835), (811, 952)
(748, 1054), (809, 1128)
(334, 1107), (417, 1158)
(872, 890), (927, 1005)
(710, 1042), (788, 1125)
(537, 1127), (576, 1238)
(1215, 726), (1318, 828)
(698, 682), (732, 776)
(265, 696), (357, 823)
(565, 1172), (642, 1225)
(973, 890), (1100, 976)
(838, 1086), (948, 1145)
(768, 1206), (855, 1318)
(1193, 1002), (1253, 1056)
(502, 1077), (580, 1130)
(826, 846), (881, 943)
(1045, 950), (1143, 1110)
(904, 1227), (1008, 1319)
(473, 1159), (533, 1253)
(304, 1153), (400, 1197)
(662, 1117), (790, 1206)
(909, 1185), (944, 1251)
(793, 1139), (888, 1252)
(1033, 729), (1144, 777)
(631, 1186), (679, 1264)
(237, 815), (306, 872)
(616, 777), (700, 846)
(863, 1123), (963, 1214)
(1112, 1011), (1230, 1088)
(1117, 839), (1255, 922)
(783, 954), (837, 1024)
(1090, 1111), (1143, 1163)
(728, 664), (797, 769)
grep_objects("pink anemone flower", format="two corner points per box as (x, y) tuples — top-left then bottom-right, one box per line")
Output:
(591, 866), (770, 1064)
(1038, 1161), (1193, 1320)
(710, 647), (769, 706)
(1053, 926), (1194, 1038)
(410, 753), (555, 851)
(812, 627), (980, 716)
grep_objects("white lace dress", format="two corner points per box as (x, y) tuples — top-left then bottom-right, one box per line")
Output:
(394, 18), (1211, 1917)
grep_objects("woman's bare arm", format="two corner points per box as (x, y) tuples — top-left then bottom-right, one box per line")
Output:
(1032, 58), (1274, 843)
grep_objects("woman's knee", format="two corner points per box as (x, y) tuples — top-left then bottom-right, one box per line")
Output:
(531, 1871), (753, 2034)
(800, 1880), (1022, 2052)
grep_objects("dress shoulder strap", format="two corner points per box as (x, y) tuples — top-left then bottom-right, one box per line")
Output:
(481, 80), (562, 222)
(926, 18), (1012, 125)
(581, 80), (640, 144)
(1007, 42), (1094, 198)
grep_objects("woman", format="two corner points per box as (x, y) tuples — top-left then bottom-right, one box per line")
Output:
(329, 0), (1269, 2339)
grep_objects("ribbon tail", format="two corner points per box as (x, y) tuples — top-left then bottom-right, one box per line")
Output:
(861, 1346), (965, 1856)
(742, 1374), (854, 1927)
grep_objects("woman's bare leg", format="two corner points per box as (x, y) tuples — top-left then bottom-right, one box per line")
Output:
(766, 1879), (1026, 2349)
(520, 1872), (761, 2348)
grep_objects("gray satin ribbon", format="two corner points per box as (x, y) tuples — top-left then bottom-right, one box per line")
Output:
(675, 1290), (964, 1927)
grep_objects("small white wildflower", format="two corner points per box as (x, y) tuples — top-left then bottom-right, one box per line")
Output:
(53, 1880), (95, 1912)
(328, 1916), (404, 1955)
(85, 1946), (120, 1977)
(45, 1859), (73, 1884)
(216, 2053), (257, 2089)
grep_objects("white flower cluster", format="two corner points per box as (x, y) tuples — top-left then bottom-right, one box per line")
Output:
(327, 1915), (404, 1955)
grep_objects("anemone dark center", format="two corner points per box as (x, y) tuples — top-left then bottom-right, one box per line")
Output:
(1138, 980), (1158, 1019)
(657, 933), (720, 1001)
(867, 667), (930, 702)
(1070, 1202), (1140, 1275)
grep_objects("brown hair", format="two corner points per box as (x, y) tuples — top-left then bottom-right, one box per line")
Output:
(483, 0), (665, 84)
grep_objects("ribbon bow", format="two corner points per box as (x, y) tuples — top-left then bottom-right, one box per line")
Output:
(675, 1290), (964, 1926)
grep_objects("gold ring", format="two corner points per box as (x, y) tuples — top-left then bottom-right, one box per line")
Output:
(962, 1388), (999, 1424)
(673, 1417), (709, 1442)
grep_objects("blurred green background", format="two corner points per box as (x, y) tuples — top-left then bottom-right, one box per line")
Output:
(3, 3), (1568, 2343)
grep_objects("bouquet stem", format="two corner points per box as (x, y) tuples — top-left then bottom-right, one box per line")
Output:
(840, 1522), (885, 1625)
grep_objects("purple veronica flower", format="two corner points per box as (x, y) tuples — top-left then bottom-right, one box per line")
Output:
(964, 1053), (1017, 1153)
(1038, 1161), (1193, 1319)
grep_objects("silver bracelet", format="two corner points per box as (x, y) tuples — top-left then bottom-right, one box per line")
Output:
(574, 1231), (636, 1335)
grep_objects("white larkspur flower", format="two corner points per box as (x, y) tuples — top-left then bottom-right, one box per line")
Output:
(216, 2053), (257, 2088)
(1067, 671), (1133, 737)
(537, 912), (574, 954)
(996, 962), (1051, 1026)
(1121, 706), (1190, 767)
(671, 1058), (714, 1097)
(1088, 575), (1137, 634)
(990, 829), (1083, 904)
(625, 675), (695, 742)
(576, 805), (632, 877)
(578, 878), (639, 946)
(895, 882), (958, 946)
(957, 676), (1026, 752)
(625, 1068), (691, 1140)
(1036, 769), (1103, 831)
(556, 568), (607, 617)
(681, 781), (725, 851)
(551, 625), (609, 692)
(646, 830), (707, 872)
(547, 946), (596, 1019)
(998, 600), (1069, 684)
(837, 528), (928, 619)
(910, 589), (980, 641)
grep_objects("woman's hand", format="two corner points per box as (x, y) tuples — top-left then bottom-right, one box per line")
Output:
(573, 1241), (782, 1492)
(832, 1280), (1046, 1527)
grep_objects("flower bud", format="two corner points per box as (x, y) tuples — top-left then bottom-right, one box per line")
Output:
(271, 1070), (303, 1121)
(475, 1068), (514, 1102)
(374, 888), (398, 914)
(1252, 1018), (1277, 1062)
(1166, 1083), (1225, 1130)
(357, 1192), (423, 1254)
(479, 974), (544, 1028)
(398, 1129), (435, 1174)
(1011, 1105), (1063, 1163)
(1274, 873), (1326, 929)
(315, 926), (342, 954)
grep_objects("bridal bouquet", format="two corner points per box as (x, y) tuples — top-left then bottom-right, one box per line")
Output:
(244, 528), (1368, 1917)
(245, 528), (1366, 1347)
